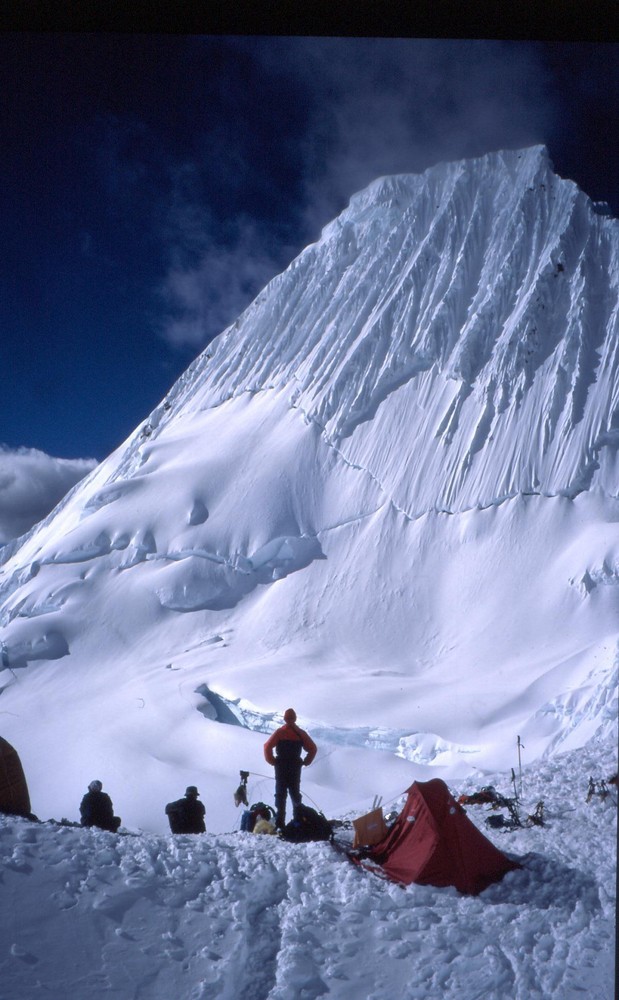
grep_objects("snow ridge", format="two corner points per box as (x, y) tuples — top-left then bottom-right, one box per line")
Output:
(152, 146), (618, 516)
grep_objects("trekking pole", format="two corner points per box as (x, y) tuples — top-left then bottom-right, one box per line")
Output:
(517, 736), (524, 798)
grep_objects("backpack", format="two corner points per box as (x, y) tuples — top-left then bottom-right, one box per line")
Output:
(458, 786), (499, 806)
(282, 804), (333, 843)
(240, 802), (275, 833)
(165, 799), (185, 834)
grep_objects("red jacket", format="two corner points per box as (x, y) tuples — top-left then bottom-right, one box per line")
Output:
(264, 722), (317, 766)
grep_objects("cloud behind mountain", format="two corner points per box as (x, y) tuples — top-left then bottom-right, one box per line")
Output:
(0, 447), (97, 544)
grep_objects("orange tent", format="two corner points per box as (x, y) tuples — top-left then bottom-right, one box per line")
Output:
(0, 737), (31, 817)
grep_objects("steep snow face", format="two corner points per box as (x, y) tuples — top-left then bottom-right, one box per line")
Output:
(0, 147), (617, 833)
(165, 145), (619, 514)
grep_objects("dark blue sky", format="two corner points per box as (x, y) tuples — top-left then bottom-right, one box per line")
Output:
(1, 33), (618, 462)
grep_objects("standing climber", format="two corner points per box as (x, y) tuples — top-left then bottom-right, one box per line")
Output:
(264, 709), (317, 830)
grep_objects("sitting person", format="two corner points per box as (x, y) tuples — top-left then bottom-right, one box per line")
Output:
(165, 785), (206, 834)
(79, 780), (121, 832)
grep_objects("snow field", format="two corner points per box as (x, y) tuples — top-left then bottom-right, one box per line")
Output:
(0, 733), (615, 1000)
(0, 462), (616, 833)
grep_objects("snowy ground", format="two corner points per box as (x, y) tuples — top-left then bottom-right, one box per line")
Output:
(1, 733), (615, 1000)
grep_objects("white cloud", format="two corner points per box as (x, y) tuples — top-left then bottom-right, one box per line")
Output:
(285, 38), (556, 234)
(159, 219), (286, 348)
(0, 447), (97, 544)
(156, 38), (556, 351)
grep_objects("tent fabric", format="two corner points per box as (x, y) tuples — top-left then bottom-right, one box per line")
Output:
(0, 736), (31, 817)
(365, 778), (520, 895)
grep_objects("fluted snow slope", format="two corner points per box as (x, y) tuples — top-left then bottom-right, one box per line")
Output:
(167, 144), (619, 512)
(0, 147), (616, 834)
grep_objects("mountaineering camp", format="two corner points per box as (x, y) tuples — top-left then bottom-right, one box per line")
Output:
(1, 721), (617, 897)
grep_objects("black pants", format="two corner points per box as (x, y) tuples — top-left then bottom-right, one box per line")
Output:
(274, 760), (302, 828)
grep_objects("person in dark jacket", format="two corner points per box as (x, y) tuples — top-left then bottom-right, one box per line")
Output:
(165, 786), (206, 834)
(263, 709), (317, 830)
(80, 780), (121, 832)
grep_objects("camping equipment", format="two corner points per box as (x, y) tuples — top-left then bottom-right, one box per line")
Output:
(234, 770), (249, 807)
(352, 806), (388, 848)
(282, 804), (333, 843)
(355, 778), (520, 895)
(0, 737), (31, 818)
(240, 802), (275, 832)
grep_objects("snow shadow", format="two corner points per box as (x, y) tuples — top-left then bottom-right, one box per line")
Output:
(482, 851), (601, 912)
(0, 630), (69, 670)
(156, 535), (325, 613)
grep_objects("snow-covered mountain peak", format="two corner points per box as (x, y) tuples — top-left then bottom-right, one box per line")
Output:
(161, 145), (617, 516)
(323, 145), (552, 229)
(0, 148), (617, 835)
